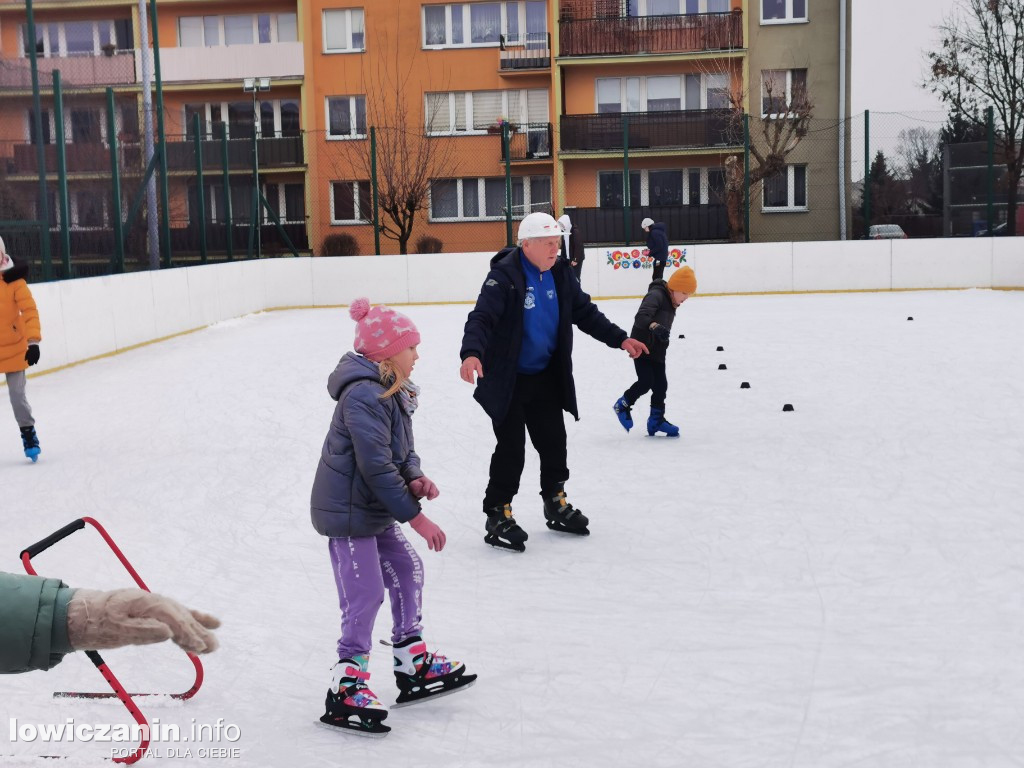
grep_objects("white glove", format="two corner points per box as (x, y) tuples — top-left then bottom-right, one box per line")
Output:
(67, 588), (220, 654)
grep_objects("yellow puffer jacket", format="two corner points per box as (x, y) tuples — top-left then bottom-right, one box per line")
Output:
(1, 262), (41, 374)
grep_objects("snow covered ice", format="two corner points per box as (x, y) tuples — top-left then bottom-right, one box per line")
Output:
(2, 289), (1023, 767)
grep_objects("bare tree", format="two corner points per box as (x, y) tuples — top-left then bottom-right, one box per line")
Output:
(894, 127), (943, 213)
(327, 13), (460, 254)
(926, 0), (1024, 234)
(720, 69), (814, 242)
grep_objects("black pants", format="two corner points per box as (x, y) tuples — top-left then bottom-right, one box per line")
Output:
(483, 365), (568, 509)
(652, 260), (666, 281)
(623, 356), (668, 410)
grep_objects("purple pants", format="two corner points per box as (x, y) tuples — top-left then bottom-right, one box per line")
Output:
(329, 523), (424, 660)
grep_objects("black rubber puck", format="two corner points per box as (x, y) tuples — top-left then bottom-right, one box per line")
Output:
(716, 346), (724, 351)
(740, 382), (750, 389)
(678, 334), (685, 339)
(907, 317), (914, 321)
(718, 363), (727, 370)
(782, 404), (794, 412)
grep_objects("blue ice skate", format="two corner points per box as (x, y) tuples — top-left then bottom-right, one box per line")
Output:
(646, 408), (679, 438)
(20, 426), (40, 462)
(613, 397), (633, 432)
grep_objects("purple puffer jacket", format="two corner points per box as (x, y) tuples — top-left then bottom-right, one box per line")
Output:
(310, 352), (423, 538)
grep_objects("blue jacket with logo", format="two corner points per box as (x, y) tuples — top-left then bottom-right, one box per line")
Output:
(460, 247), (628, 423)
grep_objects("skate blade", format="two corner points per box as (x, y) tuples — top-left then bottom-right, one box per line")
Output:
(545, 520), (590, 536)
(317, 714), (391, 737)
(484, 534), (526, 553)
(393, 675), (477, 708)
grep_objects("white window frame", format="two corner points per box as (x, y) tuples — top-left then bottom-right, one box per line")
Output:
(429, 175), (551, 221)
(70, 188), (108, 230)
(761, 164), (808, 212)
(595, 74), (726, 112)
(760, 69), (807, 118)
(422, 2), (543, 49)
(760, 0), (808, 25)
(596, 167), (723, 206)
(24, 108), (56, 144)
(329, 181), (371, 224)
(424, 89), (549, 135)
(323, 8), (366, 54)
(178, 14), (295, 47)
(325, 95), (367, 140)
(21, 20), (121, 58)
(185, 100), (295, 140)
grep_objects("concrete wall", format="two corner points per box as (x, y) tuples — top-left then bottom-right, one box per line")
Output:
(26, 237), (1024, 375)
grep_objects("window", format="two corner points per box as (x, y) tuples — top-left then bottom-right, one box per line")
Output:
(597, 75), (725, 112)
(629, 0), (729, 14)
(599, 167), (724, 207)
(422, 2), (545, 48)
(762, 165), (807, 210)
(323, 9), (365, 52)
(27, 108), (54, 145)
(429, 175), (551, 220)
(424, 89), (549, 135)
(70, 109), (102, 143)
(327, 96), (367, 139)
(280, 101), (300, 136)
(179, 17), (204, 47)
(228, 102), (255, 140)
(74, 190), (105, 229)
(186, 100), (298, 139)
(65, 21), (96, 55)
(761, 69), (807, 116)
(224, 15), (254, 45)
(331, 181), (371, 223)
(258, 14), (272, 44)
(278, 13), (298, 42)
(762, 0), (807, 23)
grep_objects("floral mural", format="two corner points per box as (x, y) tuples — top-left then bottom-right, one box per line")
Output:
(605, 247), (688, 270)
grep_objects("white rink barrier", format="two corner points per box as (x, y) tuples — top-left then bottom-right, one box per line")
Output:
(26, 237), (1024, 374)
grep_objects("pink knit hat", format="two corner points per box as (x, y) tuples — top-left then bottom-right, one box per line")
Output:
(349, 297), (422, 362)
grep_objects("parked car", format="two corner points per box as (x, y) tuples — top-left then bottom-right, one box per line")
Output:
(868, 224), (908, 239)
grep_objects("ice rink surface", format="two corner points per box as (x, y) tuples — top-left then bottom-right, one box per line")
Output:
(3, 289), (1023, 767)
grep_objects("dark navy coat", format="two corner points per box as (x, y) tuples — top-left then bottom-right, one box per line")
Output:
(460, 247), (628, 423)
(645, 222), (669, 266)
(310, 352), (423, 538)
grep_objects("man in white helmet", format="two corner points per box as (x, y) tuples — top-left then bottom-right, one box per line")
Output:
(459, 212), (648, 552)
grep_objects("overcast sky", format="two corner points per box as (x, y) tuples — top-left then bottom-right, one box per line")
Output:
(851, 0), (960, 115)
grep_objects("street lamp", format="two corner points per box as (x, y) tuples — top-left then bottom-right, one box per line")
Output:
(242, 77), (270, 257)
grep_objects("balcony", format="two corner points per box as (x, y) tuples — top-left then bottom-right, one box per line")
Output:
(155, 42), (304, 84)
(0, 50), (137, 90)
(567, 205), (728, 244)
(164, 134), (304, 173)
(560, 109), (736, 153)
(499, 33), (551, 72)
(500, 123), (553, 162)
(9, 142), (137, 175)
(559, 11), (743, 58)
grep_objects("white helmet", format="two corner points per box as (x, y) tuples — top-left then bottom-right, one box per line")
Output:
(641, 217), (654, 230)
(517, 212), (562, 242)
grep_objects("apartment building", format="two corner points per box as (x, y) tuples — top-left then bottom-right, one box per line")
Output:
(0, 0), (850, 265)
(0, 0), (306, 266)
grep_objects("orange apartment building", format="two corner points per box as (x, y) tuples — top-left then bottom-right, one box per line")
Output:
(0, 0), (850, 264)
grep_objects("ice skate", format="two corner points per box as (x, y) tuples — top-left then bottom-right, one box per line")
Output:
(646, 407), (679, 437)
(542, 486), (590, 535)
(318, 654), (391, 737)
(20, 425), (40, 462)
(484, 503), (528, 552)
(392, 636), (477, 707)
(613, 396), (633, 432)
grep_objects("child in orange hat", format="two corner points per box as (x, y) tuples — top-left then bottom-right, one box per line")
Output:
(613, 266), (696, 436)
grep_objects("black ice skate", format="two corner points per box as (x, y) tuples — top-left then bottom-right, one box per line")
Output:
(20, 425), (40, 462)
(543, 486), (590, 535)
(318, 655), (391, 737)
(484, 503), (528, 552)
(392, 636), (477, 707)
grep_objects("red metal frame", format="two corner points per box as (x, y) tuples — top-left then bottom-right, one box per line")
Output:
(20, 517), (207, 765)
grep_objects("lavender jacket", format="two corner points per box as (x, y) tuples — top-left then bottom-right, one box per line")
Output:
(310, 352), (423, 538)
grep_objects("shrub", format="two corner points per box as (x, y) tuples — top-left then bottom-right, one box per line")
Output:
(321, 233), (360, 257)
(415, 235), (443, 254)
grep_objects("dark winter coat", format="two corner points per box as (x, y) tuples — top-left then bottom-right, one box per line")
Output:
(560, 231), (586, 275)
(310, 352), (424, 538)
(645, 222), (669, 266)
(460, 246), (628, 423)
(630, 280), (677, 362)
(0, 571), (73, 674)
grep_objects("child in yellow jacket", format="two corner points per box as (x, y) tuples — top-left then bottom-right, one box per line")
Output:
(0, 236), (42, 461)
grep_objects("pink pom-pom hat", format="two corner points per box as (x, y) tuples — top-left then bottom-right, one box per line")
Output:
(349, 297), (422, 362)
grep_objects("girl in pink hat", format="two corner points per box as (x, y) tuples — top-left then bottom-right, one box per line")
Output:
(310, 298), (475, 736)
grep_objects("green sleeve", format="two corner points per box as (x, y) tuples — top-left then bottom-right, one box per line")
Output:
(0, 572), (74, 674)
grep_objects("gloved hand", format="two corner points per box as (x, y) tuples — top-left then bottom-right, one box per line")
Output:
(409, 476), (439, 501)
(67, 588), (220, 654)
(25, 344), (40, 366)
(409, 512), (446, 552)
(651, 324), (670, 344)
